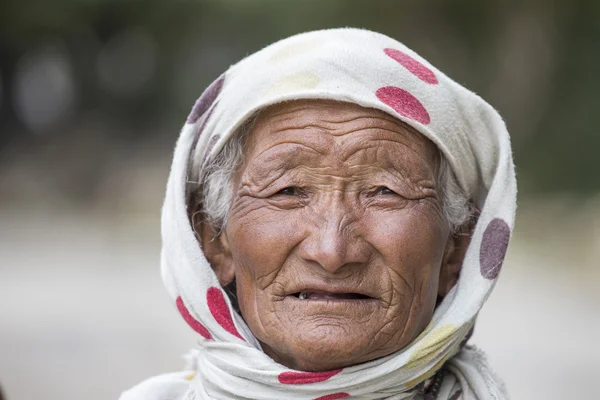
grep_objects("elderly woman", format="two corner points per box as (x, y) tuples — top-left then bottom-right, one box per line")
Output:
(121, 28), (515, 400)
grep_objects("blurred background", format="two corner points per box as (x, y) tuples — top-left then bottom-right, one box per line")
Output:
(0, 0), (598, 399)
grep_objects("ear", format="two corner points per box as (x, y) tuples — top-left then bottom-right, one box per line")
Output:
(192, 210), (236, 286)
(438, 222), (474, 299)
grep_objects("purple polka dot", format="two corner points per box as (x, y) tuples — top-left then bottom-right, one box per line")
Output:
(187, 74), (225, 124)
(189, 102), (219, 155)
(480, 218), (511, 279)
(375, 86), (430, 125)
(384, 48), (438, 84)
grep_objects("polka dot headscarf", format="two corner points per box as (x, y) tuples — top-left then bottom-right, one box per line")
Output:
(121, 28), (515, 400)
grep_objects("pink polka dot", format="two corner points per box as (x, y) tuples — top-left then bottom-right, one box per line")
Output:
(376, 86), (431, 125)
(207, 287), (245, 341)
(176, 296), (212, 339)
(314, 393), (350, 400)
(480, 218), (511, 279)
(278, 369), (342, 385)
(187, 74), (225, 123)
(384, 48), (438, 84)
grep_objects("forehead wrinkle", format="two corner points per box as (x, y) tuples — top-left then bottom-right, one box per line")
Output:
(246, 123), (334, 160)
(244, 138), (435, 188)
(241, 148), (346, 189)
(254, 140), (328, 161)
(266, 115), (406, 138)
(261, 99), (401, 124)
(252, 100), (430, 150)
(239, 131), (330, 186)
(334, 136), (429, 165)
(258, 100), (403, 133)
(331, 134), (437, 182)
(242, 100), (440, 186)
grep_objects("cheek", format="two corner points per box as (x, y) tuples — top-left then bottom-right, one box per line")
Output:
(368, 203), (447, 266)
(226, 206), (309, 343)
(366, 203), (448, 303)
(227, 206), (304, 289)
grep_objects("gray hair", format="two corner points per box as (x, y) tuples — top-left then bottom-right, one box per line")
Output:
(193, 112), (472, 234)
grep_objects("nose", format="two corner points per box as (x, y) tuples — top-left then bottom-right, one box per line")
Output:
(297, 200), (370, 274)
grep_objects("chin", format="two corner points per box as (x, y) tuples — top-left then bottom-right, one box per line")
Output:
(262, 321), (397, 372)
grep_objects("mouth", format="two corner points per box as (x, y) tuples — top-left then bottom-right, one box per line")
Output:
(291, 291), (375, 301)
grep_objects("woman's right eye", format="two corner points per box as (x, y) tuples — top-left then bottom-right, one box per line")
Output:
(276, 187), (299, 196)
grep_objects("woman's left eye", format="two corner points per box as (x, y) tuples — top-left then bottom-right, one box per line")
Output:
(375, 186), (396, 195)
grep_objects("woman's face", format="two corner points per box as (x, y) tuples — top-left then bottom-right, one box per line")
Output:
(206, 100), (457, 372)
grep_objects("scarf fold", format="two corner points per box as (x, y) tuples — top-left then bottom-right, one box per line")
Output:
(121, 28), (515, 400)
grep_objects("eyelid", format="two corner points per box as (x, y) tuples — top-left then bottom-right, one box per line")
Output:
(277, 186), (297, 196)
(374, 186), (397, 195)
(273, 186), (306, 197)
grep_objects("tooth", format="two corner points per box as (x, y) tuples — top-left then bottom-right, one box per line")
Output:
(299, 292), (308, 300)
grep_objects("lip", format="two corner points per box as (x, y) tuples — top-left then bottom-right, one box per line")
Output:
(285, 282), (378, 301)
(285, 293), (381, 310)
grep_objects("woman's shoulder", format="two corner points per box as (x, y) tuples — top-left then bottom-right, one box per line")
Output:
(119, 371), (194, 400)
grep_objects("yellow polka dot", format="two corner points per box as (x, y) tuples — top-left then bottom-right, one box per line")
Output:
(266, 72), (320, 96)
(269, 39), (320, 62)
(184, 372), (196, 381)
(404, 324), (457, 371)
(404, 354), (449, 389)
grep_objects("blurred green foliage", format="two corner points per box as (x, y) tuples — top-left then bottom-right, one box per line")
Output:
(1, 0), (599, 197)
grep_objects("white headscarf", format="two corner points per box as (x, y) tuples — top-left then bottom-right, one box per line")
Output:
(121, 28), (515, 400)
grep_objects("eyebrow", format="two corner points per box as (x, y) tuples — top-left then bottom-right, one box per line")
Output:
(243, 138), (436, 190)
(243, 142), (324, 183)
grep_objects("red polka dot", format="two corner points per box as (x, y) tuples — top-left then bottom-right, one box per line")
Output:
(176, 296), (212, 339)
(207, 287), (245, 341)
(384, 48), (438, 84)
(376, 86), (430, 125)
(187, 74), (225, 123)
(278, 369), (342, 385)
(480, 218), (511, 279)
(314, 393), (350, 400)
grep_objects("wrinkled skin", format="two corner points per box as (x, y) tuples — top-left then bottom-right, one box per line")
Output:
(198, 100), (467, 372)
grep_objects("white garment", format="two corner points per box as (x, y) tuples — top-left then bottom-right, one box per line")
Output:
(121, 28), (515, 400)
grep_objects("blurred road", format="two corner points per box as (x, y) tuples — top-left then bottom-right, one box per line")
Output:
(0, 207), (598, 400)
